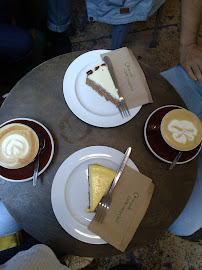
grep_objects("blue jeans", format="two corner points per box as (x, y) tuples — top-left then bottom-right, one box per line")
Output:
(0, 0), (33, 63)
(161, 65), (202, 236)
(0, 23), (33, 63)
(111, 23), (132, 50)
(0, 200), (21, 237)
(46, 0), (72, 32)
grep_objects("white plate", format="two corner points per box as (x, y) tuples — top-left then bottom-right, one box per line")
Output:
(51, 146), (138, 244)
(63, 50), (142, 128)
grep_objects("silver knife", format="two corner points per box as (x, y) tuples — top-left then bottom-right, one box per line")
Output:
(103, 56), (119, 91)
(108, 147), (132, 195)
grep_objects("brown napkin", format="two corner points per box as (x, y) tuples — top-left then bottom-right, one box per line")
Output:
(101, 47), (153, 109)
(88, 165), (154, 252)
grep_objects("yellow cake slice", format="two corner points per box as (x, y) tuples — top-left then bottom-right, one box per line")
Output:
(86, 164), (116, 213)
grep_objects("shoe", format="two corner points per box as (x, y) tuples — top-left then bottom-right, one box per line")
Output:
(61, 255), (93, 270)
(109, 264), (142, 270)
(66, 23), (76, 37)
(47, 29), (72, 58)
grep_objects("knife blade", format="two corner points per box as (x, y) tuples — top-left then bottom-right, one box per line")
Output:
(108, 147), (132, 195)
(103, 56), (119, 90)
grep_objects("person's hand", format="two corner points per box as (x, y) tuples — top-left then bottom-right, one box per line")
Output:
(179, 43), (202, 85)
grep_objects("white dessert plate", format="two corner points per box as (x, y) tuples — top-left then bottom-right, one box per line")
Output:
(63, 50), (142, 128)
(51, 146), (138, 244)
(0, 118), (54, 182)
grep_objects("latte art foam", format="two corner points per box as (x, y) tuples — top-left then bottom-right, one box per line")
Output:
(0, 123), (39, 169)
(168, 120), (197, 144)
(161, 109), (202, 151)
(2, 134), (29, 159)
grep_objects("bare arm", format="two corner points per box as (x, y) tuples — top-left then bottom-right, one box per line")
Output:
(180, 0), (202, 84)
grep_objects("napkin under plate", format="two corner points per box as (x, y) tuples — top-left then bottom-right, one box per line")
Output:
(88, 165), (154, 252)
(101, 47), (153, 109)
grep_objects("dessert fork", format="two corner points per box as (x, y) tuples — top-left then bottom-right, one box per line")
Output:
(94, 147), (132, 224)
(103, 56), (130, 118)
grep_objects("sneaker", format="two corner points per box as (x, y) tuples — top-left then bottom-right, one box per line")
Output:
(66, 23), (76, 37)
(61, 255), (93, 270)
(109, 265), (142, 270)
(47, 29), (72, 57)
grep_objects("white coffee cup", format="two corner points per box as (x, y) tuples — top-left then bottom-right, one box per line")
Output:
(0, 123), (39, 169)
(160, 109), (202, 151)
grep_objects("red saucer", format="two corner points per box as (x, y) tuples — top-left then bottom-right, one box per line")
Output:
(0, 118), (54, 181)
(144, 105), (201, 164)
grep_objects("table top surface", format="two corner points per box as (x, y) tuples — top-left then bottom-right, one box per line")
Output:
(0, 51), (199, 257)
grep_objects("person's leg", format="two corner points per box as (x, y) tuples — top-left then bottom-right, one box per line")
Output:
(0, 0), (13, 24)
(161, 65), (202, 118)
(46, 0), (72, 57)
(0, 200), (21, 237)
(161, 65), (202, 236)
(169, 151), (202, 236)
(111, 23), (132, 50)
(0, 23), (33, 63)
(46, 0), (72, 33)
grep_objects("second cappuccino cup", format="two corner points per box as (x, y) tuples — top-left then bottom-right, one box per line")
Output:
(148, 109), (202, 152)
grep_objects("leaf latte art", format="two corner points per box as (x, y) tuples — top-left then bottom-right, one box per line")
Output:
(0, 123), (39, 169)
(2, 134), (29, 159)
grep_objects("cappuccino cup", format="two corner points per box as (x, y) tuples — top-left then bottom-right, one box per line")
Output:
(160, 109), (202, 151)
(0, 123), (39, 169)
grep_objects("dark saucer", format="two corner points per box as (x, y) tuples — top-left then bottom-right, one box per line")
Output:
(144, 105), (201, 164)
(0, 118), (54, 182)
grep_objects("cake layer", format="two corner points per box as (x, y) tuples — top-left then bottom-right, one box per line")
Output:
(86, 78), (120, 107)
(86, 164), (116, 212)
(86, 62), (120, 107)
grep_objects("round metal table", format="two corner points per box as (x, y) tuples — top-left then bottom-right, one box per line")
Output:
(0, 51), (199, 257)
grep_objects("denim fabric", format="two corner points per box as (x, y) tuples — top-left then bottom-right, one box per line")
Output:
(161, 65), (202, 119)
(46, 0), (72, 32)
(111, 23), (132, 50)
(0, 23), (33, 63)
(0, 200), (21, 237)
(0, 0), (12, 24)
(161, 65), (202, 236)
(85, 0), (166, 25)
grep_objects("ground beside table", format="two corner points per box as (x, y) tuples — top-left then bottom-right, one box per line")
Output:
(0, 51), (199, 257)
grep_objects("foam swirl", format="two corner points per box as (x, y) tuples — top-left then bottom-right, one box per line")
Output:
(2, 134), (29, 160)
(168, 120), (197, 144)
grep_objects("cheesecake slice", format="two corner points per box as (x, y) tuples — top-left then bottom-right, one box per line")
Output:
(86, 164), (116, 212)
(86, 62), (120, 107)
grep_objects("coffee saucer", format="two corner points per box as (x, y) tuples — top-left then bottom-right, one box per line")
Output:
(0, 118), (54, 182)
(144, 105), (202, 164)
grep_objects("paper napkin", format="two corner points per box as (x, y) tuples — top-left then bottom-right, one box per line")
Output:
(101, 47), (153, 109)
(88, 165), (154, 252)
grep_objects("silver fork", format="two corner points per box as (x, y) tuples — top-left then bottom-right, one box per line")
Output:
(94, 147), (132, 224)
(103, 56), (130, 118)
(118, 97), (130, 118)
